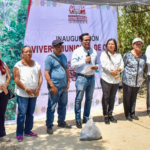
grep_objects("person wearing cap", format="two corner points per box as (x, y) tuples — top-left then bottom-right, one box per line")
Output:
(71, 33), (98, 128)
(122, 38), (146, 121)
(45, 39), (71, 134)
(145, 44), (150, 116)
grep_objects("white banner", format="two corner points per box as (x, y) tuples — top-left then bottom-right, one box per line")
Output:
(23, 2), (118, 120)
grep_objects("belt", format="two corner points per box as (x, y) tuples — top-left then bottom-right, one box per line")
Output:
(77, 73), (94, 78)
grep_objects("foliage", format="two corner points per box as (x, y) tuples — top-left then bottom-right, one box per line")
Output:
(0, 0), (28, 120)
(117, 6), (150, 55)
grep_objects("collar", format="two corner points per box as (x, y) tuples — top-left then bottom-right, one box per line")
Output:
(81, 46), (91, 53)
(108, 51), (117, 57)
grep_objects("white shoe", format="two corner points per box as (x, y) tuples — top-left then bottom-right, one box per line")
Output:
(0, 135), (11, 142)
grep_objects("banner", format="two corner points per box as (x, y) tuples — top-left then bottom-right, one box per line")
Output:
(23, 1), (118, 120)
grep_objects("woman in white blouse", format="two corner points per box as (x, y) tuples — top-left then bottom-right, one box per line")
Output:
(100, 39), (124, 124)
(13, 46), (43, 141)
(0, 58), (11, 142)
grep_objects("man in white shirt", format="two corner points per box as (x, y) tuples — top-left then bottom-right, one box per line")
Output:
(145, 45), (150, 116)
(71, 33), (98, 128)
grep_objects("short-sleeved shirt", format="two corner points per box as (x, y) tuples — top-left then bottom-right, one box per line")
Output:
(14, 61), (41, 97)
(45, 53), (68, 88)
(122, 51), (146, 87)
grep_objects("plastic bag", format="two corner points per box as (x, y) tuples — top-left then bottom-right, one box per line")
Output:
(80, 117), (102, 141)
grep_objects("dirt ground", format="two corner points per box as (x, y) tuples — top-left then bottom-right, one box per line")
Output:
(0, 93), (150, 150)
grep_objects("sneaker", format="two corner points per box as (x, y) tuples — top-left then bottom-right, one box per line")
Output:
(24, 132), (37, 137)
(47, 126), (53, 134)
(16, 136), (23, 142)
(58, 121), (72, 128)
(0, 135), (11, 142)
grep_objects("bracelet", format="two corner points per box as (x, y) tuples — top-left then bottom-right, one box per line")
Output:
(37, 86), (40, 90)
(25, 88), (28, 92)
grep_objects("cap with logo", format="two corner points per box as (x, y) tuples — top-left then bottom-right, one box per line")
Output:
(132, 38), (144, 44)
(52, 39), (64, 47)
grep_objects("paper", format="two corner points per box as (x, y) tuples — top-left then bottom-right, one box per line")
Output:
(84, 65), (95, 73)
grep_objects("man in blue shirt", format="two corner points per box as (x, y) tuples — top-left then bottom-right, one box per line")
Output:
(71, 33), (98, 128)
(45, 40), (71, 134)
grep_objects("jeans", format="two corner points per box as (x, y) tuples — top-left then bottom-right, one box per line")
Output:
(101, 78), (119, 116)
(147, 76), (150, 111)
(122, 83), (140, 118)
(75, 75), (95, 121)
(46, 88), (68, 127)
(0, 92), (8, 137)
(16, 96), (37, 136)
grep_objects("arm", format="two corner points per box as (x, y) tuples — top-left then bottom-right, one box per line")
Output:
(65, 69), (70, 92)
(71, 51), (86, 69)
(0, 64), (11, 94)
(100, 52), (111, 73)
(117, 55), (124, 72)
(44, 70), (58, 94)
(145, 46), (150, 64)
(34, 70), (43, 97)
(91, 54), (99, 70)
(13, 67), (34, 96)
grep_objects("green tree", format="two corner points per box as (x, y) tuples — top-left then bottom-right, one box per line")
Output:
(0, 0), (29, 120)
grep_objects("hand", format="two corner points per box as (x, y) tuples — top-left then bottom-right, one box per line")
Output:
(65, 81), (70, 92)
(1, 84), (8, 94)
(110, 69), (117, 76)
(115, 75), (119, 80)
(1, 84), (7, 90)
(117, 68), (121, 72)
(91, 66), (98, 70)
(26, 88), (35, 97)
(34, 88), (40, 97)
(85, 56), (91, 63)
(51, 85), (58, 94)
(3, 88), (8, 95)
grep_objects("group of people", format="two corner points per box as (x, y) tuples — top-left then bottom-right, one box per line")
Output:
(0, 33), (149, 142)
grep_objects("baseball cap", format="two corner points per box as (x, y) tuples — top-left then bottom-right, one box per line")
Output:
(52, 39), (64, 47)
(132, 38), (144, 44)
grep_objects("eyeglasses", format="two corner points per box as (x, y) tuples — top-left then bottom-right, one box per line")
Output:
(84, 39), (91, 42)
(135, 44), (143, 47)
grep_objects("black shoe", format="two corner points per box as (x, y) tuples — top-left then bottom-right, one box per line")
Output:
(126, 116), (133, 121)
(109, 116), (117, 123)
(58, 121), (72, 128)
(131, 115), (139, 120)
(83, 119), (88, 124)
(76, 121), (82, 128)
(104, 117), (110, 124)
(147, 111), (150, 117)
(47, 126), (53, 134)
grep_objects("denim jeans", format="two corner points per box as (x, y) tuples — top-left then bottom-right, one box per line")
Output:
(75, 75), (95, 121)
(46, 88), (68, 127)
(16, 96), (37, 136)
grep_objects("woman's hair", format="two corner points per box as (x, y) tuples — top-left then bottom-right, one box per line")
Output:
(21, 45), (31, 53)
(105, 38), (118, 60)
(21, 45), (32, 59)
(0, 59), (6, 75)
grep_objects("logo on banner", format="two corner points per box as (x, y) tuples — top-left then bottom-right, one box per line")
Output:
(68, 5), (87, 24)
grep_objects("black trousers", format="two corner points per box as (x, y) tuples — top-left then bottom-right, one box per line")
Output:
(0, 92), (8, 137)
(100, 78), (119, 116)
(122, 83), (139, 118)
(147, 76), (150, 111)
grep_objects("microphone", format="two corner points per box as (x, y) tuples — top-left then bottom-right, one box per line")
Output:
(87, 50), (90, 64)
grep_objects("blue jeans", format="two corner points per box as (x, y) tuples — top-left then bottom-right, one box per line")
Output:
(16, 96), (37, 136)
(75, 75), (95, 121)
(46, 88), (68, 127)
